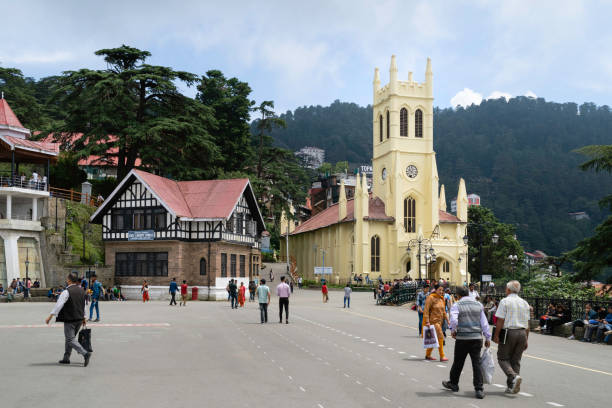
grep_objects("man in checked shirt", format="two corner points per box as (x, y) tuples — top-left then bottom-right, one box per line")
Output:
(45, 272), (92, 367)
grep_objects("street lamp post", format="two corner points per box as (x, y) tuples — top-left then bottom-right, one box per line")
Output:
(425, 249), (437, 281)
(463, 225), (499, 286)
(407, 236), (432, 282)
(508, 254), (518, 280)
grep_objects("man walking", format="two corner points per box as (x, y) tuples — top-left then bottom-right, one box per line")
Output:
(45, 272), (92, 367)
(169, 278), (178, 306)
(493, 280), (530, 394)
(228, 279), (238, 309)
(343, 283), (352, 308)
(277, 276), (291, 324)
(88, 275), (103, 322)
(257, 279), (271, 323)
(180, 280), (188, 306)
(442, 286), (491, 399)
(416, 288), (426, 336)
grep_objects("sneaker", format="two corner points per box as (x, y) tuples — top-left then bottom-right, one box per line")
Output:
(442, 381), (458, 392)
(83, 352), (92, 367)
(475, 390), (485, 399)
(568, 335), (575, 340)
(58, 359), (70, 364)
(286, 320), (289, 324)
(511, 375), (522, 394)
(505, 388), (513, 394)
(94, 319), (100, 322)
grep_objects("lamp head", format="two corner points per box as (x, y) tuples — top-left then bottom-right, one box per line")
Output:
(492, 234), (499, 244)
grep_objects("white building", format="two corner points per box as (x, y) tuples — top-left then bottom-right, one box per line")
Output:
(295, 146), (325, 169)
(0, 97), (59, 288)
(451, 193), (480, 213)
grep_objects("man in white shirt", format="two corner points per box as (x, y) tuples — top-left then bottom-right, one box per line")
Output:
(468, 283), (480, 301)
(493, 280), (530, 394)
(276, 276), (291, 324)
(45, 272), (91, 366)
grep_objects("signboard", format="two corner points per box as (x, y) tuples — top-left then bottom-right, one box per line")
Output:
(128, 230), (155, 241)
(314, 267), (333, 275)
(481, 275), (492, 282)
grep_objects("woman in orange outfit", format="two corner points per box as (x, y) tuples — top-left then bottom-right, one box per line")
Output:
(238, 282), (246, 307)
(423, 284), (450, 361)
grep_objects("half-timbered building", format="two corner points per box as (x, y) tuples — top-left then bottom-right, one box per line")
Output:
(90, 169), (265, 299)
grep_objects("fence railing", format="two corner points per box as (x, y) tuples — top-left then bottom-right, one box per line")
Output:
(488, 294), (609, 321)
(0, 174), (48, 192)
(377, 282), (427, 306)
(49, 186), (100, 207)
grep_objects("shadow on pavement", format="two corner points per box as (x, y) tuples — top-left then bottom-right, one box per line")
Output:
(29, 362), (82, 367)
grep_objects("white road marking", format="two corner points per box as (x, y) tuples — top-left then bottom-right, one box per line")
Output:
(410, 355), (417, 358)
(317, 404), (324, 408)
(546, 403), (564, 407)
(343, 373), (350, 378)
(410, 378), (419, 382)
(378, 344), (385, 347)
(279, 367), (284, 371)
(428, 385), (435, 390)
(387, 347), (394, 351)
(367, 387), (375, 393)
(398, 351), (406, 354)
(381, 396), (391, 402)
(356, 380), (362, 385)
(385, 366), (391, 370)
(288, 376), (293, 380)
(436, 364), (446, 368)
(355, 336), (360, 339)
(468, 404), (480, 408)
(399, 372), (405, 376)
(519, 392), (533, 397)
(493, 384), (505, 388)
(299, 386), (306, 392)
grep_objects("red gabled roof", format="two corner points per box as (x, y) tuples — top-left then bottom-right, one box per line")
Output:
(291, 195), (394, 235)
(133, 170), (251, 220)
(439, 210), (462, 223)
(0, 135), (59, 156)
(0, 98), (25, 128)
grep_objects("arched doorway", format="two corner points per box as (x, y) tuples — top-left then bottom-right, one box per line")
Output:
(405, 260), (411, 278)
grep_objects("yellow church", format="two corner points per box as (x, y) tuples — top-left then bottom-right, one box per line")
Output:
(282, 56), (470, 285)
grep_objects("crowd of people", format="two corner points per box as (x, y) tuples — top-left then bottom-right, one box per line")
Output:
(0, 277), (41, 301)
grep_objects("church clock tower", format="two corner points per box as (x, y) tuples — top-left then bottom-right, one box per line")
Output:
(371, 55), (439, 237)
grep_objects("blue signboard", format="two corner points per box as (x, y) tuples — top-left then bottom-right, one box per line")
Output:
(128, 230), (155, 241)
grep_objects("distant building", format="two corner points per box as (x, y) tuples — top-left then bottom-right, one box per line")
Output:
(309, 173), (359, 215)
(451, 193), (480, 213)
(295, 146), (325, 169)
(524, 250), (547, 266)
(568, 211), (590, 220)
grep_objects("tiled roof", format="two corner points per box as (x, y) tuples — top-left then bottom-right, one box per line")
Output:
(134, 170), (251, 219)
(0, 135), (59, 156)
(0, 98), (25, 128)
(439, 210), (463, 223)
(291, 196), (394, 235)
(40, 133), (142, 166)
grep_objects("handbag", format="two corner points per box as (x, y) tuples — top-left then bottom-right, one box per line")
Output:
(78, 328), (93, 352)
(423, 325), (439, 349)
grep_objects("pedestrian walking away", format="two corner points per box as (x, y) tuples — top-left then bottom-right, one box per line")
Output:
(45, 272), (92, 367)
(442, 286), (491, 399)
(257, 279), (271, 323)
(248, 280), (256, 302)
(169, 278), (178, 306)
(493, 280), (530, 394)
(322, 282), (329, 303)
(416, 288), (426, 336)
(343, 283), (352, 308)
(141, 280), (150, 302)
(180, 280), (188, 306)
(423, 284), (449, 361)
(228, 279), (238, 309)
(88, 275), (103, 322)
(277, 276), (291, 324)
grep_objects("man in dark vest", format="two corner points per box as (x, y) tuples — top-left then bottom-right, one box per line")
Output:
(443, 286), (491, 399)
(45, 272), (92, 366)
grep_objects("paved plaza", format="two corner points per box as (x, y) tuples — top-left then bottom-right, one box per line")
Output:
(1, 288), (610, 408)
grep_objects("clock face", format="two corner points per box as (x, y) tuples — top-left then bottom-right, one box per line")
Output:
(406, 165), (418, 179)
(382, 168), (387, 181)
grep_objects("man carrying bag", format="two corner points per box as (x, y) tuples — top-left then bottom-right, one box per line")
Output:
(45, 272), (92, 367)
(442, 286), (491, 399)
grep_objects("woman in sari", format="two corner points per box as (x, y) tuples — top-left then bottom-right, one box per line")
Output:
(141, 280), (150, 303)
(423, 284), (450, 361)
(238, 282), (246, 307)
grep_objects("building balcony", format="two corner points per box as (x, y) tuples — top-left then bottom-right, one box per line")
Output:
(0, 174), (49, 197)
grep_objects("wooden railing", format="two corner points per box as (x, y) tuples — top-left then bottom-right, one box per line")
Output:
(49, 186), (101, 207)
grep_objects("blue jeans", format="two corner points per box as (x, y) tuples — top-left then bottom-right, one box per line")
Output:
(230, 294), (238, 309)
(344, 296), (350, 308)
(418, 312), (424, 335)
(89, 298), (100, 320)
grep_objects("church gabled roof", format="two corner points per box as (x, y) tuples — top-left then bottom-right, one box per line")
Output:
(0, 98), (25, 128)
(439, 210), (463, 223)
(290, 196), (394, 235)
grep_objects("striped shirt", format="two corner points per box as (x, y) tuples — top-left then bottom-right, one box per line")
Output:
(495, 293), (530, 329)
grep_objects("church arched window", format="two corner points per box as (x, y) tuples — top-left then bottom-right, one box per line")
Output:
(404, 197), (416, 233)
(400, 108), (408, 136)
(415, 109), (423, 138)
(370, 235), (380, 272)
(443, 261), (450, 273)
(379, 115), (383, 142)
(386, 111), (390, 139)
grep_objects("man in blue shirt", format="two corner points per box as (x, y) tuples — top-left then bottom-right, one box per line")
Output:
(169, 278), (178, 306)
(416, 288), (426, 336)
(88, 275), (103, 322)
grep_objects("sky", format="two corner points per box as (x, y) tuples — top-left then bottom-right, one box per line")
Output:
(2, 0), (612, 113)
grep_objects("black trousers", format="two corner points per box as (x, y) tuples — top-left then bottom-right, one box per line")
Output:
(170, 292), (177, 305)
(449, 339), (483, 391)
(279, 297), (289, 321)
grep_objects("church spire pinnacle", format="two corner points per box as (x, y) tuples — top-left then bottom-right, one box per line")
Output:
(425, 57), (433, 96)
(389, 55), (398, 93)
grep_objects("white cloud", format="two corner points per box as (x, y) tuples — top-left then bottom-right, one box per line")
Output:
(486, 91), (512, 101)
(2, 51), (74, 64)
(451, 88), (483, 107)
(524, 90), (537, 98)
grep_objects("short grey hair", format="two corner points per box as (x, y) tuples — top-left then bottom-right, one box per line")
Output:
(506, 280), (521, 294)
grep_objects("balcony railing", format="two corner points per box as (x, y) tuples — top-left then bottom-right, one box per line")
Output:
(0, 174), (48, 192)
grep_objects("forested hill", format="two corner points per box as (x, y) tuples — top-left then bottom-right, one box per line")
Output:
(270, 98), (612, 256)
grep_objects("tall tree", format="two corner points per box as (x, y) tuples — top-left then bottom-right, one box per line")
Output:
(196, 70), (254, 175)
(0, 67), (47, 129)
(45, 45), (218, 180)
